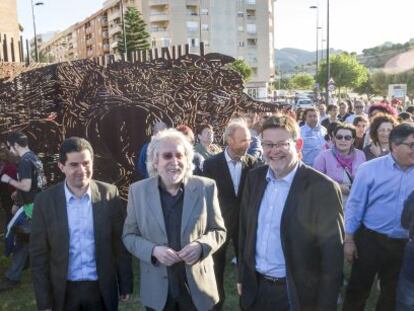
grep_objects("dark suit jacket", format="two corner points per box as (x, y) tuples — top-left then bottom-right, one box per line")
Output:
(203, 152), (257, 237)
(30, 180), (133, 311)
(238, 163), (344, 311)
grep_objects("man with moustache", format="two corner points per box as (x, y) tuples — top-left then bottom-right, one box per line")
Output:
(30, 137), (133, 311)
(203, 119), (257, 310)
(123, 129), (226, 311)
(238, 115), (344, 311)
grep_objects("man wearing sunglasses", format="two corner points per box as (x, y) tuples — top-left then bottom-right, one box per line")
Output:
(343, 123), (414, 311)
(238, 115), (344, 311)
(123, 128), (226, 311)
(345, 100), (367, 124)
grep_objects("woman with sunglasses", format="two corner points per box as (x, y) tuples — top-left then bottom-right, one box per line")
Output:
(313, 123), (366, 203)
(363, 113), (399, 161)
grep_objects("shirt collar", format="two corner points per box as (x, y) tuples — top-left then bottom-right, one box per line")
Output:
(303, 123), (321, 131)
(266, 162), (299, 185)
(386, 153), (414, 171)
(225, 148), (242, 163)
(64, 181), (91, 204)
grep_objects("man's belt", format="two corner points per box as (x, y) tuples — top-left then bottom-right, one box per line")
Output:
(257, 272), (286, 285)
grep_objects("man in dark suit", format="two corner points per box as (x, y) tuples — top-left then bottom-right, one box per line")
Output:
(30, 137), (133, 311)
(238, 115), (344, 311)
(203, 119), (257, 310)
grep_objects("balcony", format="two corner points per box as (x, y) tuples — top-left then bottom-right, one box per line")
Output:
(108, 24), (121, 37)
(149, 0), (169, 5)
(150, 12), (169, 22)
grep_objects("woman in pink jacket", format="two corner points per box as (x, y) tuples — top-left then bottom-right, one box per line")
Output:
(313, 123), (366, 204)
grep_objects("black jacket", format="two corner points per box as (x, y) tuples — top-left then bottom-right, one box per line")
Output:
(202, 152), (257, 236)
(238, 163), (344, 311)
(30, 180), (133, 311)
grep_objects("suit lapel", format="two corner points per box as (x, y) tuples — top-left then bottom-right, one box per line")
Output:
(251, 167), (268, 231)
(281, 164), (306, 234)
(218, 152), (236, 196)
(237, 156), (251, 198)
(55, 183), (70, 259)
(181, 178), (200, 235)
(90, 181), (104, 259)
(145, 177), (167, 235)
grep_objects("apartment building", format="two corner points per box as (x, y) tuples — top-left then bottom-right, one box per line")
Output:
(141, 0), (275, 98)
(0, 0), (23, 62)
(39, 0), (275, 98)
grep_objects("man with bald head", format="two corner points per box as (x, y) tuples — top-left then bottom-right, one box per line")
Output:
(203, 119), (258, 310)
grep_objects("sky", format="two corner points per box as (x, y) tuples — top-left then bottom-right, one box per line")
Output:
(17, 0), (414, 54)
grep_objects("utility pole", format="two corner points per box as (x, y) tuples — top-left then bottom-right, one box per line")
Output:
(120, 0), (128, 59)
(326, 0), (330, 104)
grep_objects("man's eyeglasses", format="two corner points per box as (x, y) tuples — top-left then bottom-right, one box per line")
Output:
(262, 140), (293, 150)
(335, 135), (353, 141)
(399, 142), (414, 150)
(355, 106), (364, 109)
(160, 152), (184, 160)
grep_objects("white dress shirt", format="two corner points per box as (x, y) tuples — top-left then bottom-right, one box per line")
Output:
(224, 148), (242, 195)
(255, 164), (298, 278)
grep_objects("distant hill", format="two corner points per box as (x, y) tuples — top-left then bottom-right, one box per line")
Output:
(358, 40), (414, 69)
(275, 48), (342, 74)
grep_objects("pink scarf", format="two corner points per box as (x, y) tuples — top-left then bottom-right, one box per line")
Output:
(331, 146), (355, 174)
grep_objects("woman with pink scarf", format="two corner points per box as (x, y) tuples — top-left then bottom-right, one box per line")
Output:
(313, 123), (366, 204)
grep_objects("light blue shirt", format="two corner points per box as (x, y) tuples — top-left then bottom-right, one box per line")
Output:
(64, 183), (98, 281)
(224, 148), (242, 195)
(255, 164), (298, 278)
(300, 124), (327, 166)
(345, 154), (414, 239)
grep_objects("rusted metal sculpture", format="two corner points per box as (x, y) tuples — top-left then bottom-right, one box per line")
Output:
(0, 49), (275, 198)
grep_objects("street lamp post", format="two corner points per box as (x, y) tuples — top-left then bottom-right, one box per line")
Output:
(309, 5), (319, 77)
(326, 0), (330, 104)
(31, 0), (44, 62)
(120, 0), (128, 59)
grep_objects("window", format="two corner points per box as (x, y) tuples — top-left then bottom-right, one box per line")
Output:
(237, 11), (244, 17)
(201, 24), (209, 31)
(246, 24), (257, 34)
(186, 21), (199, 32)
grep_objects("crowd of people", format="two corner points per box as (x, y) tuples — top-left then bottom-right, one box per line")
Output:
(0, 97), (414, 311)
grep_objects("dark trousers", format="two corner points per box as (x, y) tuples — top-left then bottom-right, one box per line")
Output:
(343, 226), (407, 311)
(64, 281), (106, 311)
(145, 290), (197, 311)
(243, 274), (289, 311)
(212, 227), (239, 311)
(396, 240), (414, 311)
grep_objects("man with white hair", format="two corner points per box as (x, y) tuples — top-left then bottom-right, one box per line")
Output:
(123, 129), (226, 311)
(203, 119), (257, 310)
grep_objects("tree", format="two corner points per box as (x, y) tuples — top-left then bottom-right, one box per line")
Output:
(227, 59), (253, 82)
(353, 73), (375, 98)
(289, 73), (315, 90)
(118, 7), (150, 59)
(316, 53), (369, 97)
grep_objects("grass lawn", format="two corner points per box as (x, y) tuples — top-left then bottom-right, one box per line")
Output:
(0, 241), (379, 311)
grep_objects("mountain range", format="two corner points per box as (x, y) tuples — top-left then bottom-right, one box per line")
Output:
(275, 48), (342, 74)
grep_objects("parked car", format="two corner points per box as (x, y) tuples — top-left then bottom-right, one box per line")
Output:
(294, 97), (314, 109)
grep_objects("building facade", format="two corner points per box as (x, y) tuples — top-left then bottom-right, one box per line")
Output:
(39, 0), (275, 98)
(0, 0), (23, 62)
